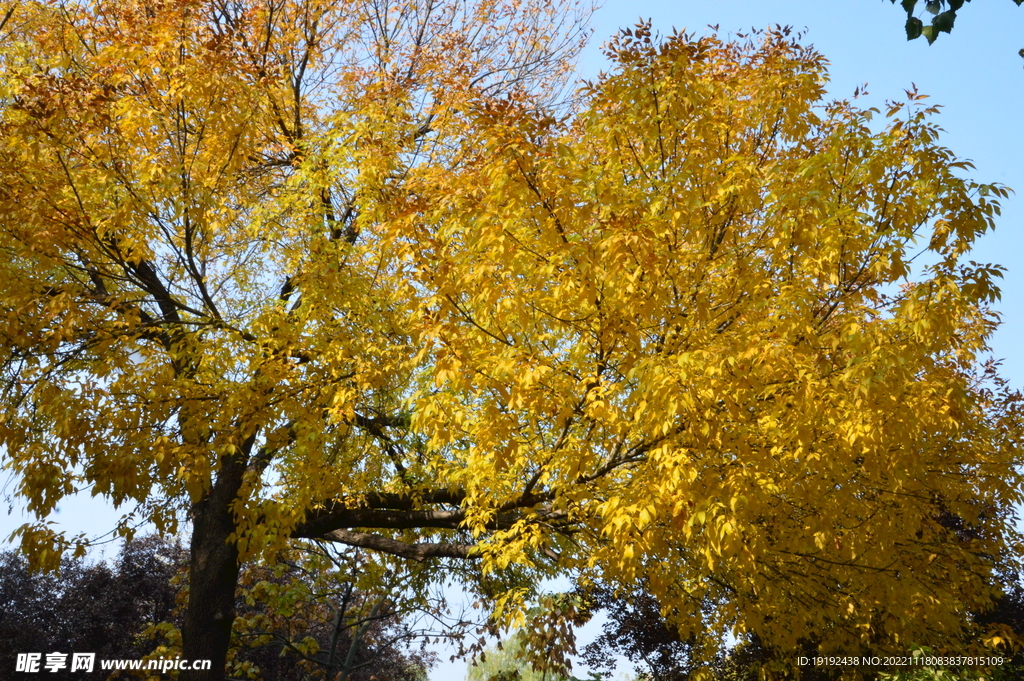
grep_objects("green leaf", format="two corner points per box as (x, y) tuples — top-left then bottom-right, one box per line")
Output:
(933, 10), (956, 33)
(949, 0), (966, 9)
(925, 0), (941, 14)
(900, 0), (918, 12)
(922, 24), (938, 44)
(906, 16), (924, 40)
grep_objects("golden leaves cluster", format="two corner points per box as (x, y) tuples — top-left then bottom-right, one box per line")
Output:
(0, 0), (1020, 664)
(0, 0), (589, 561)
(380, 27), (1023, 656)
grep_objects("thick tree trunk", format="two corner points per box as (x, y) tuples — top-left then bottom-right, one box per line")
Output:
(180, 455), (246, 681)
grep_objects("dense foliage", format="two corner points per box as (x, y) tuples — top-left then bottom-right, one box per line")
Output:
(2, 2), (1022, 677)
(0, 537), (184, 679)
(0, 537), (435, 680)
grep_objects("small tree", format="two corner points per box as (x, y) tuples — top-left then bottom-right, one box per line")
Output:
(467, 629), (607, 681)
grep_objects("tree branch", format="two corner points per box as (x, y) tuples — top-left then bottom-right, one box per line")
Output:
(315, 529), (478, 562)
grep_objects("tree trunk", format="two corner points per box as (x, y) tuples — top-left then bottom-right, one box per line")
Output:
(180, 455), (246, 681)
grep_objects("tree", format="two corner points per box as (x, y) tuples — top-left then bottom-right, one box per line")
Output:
(889, 0), (1023, 48)
(230, 542), (443, 681)
(0, 536), (186, 678)
(577, 579), (709, 681)
(467, 630), (599, 681)
(393, 18), (1023, 667)
(0, 1), (590, 678)
(2, 6), (1022, 681)
(0, 536), (437, 680)
(577, 524), (1024, 680)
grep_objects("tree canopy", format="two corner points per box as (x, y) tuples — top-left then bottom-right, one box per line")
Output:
(1, 2), (1022, 678)
(0, 537), (436, 680)
(0, 536), (185, 678)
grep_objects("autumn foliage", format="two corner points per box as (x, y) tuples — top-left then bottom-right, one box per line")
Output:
(1, 1), (1022, 677)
